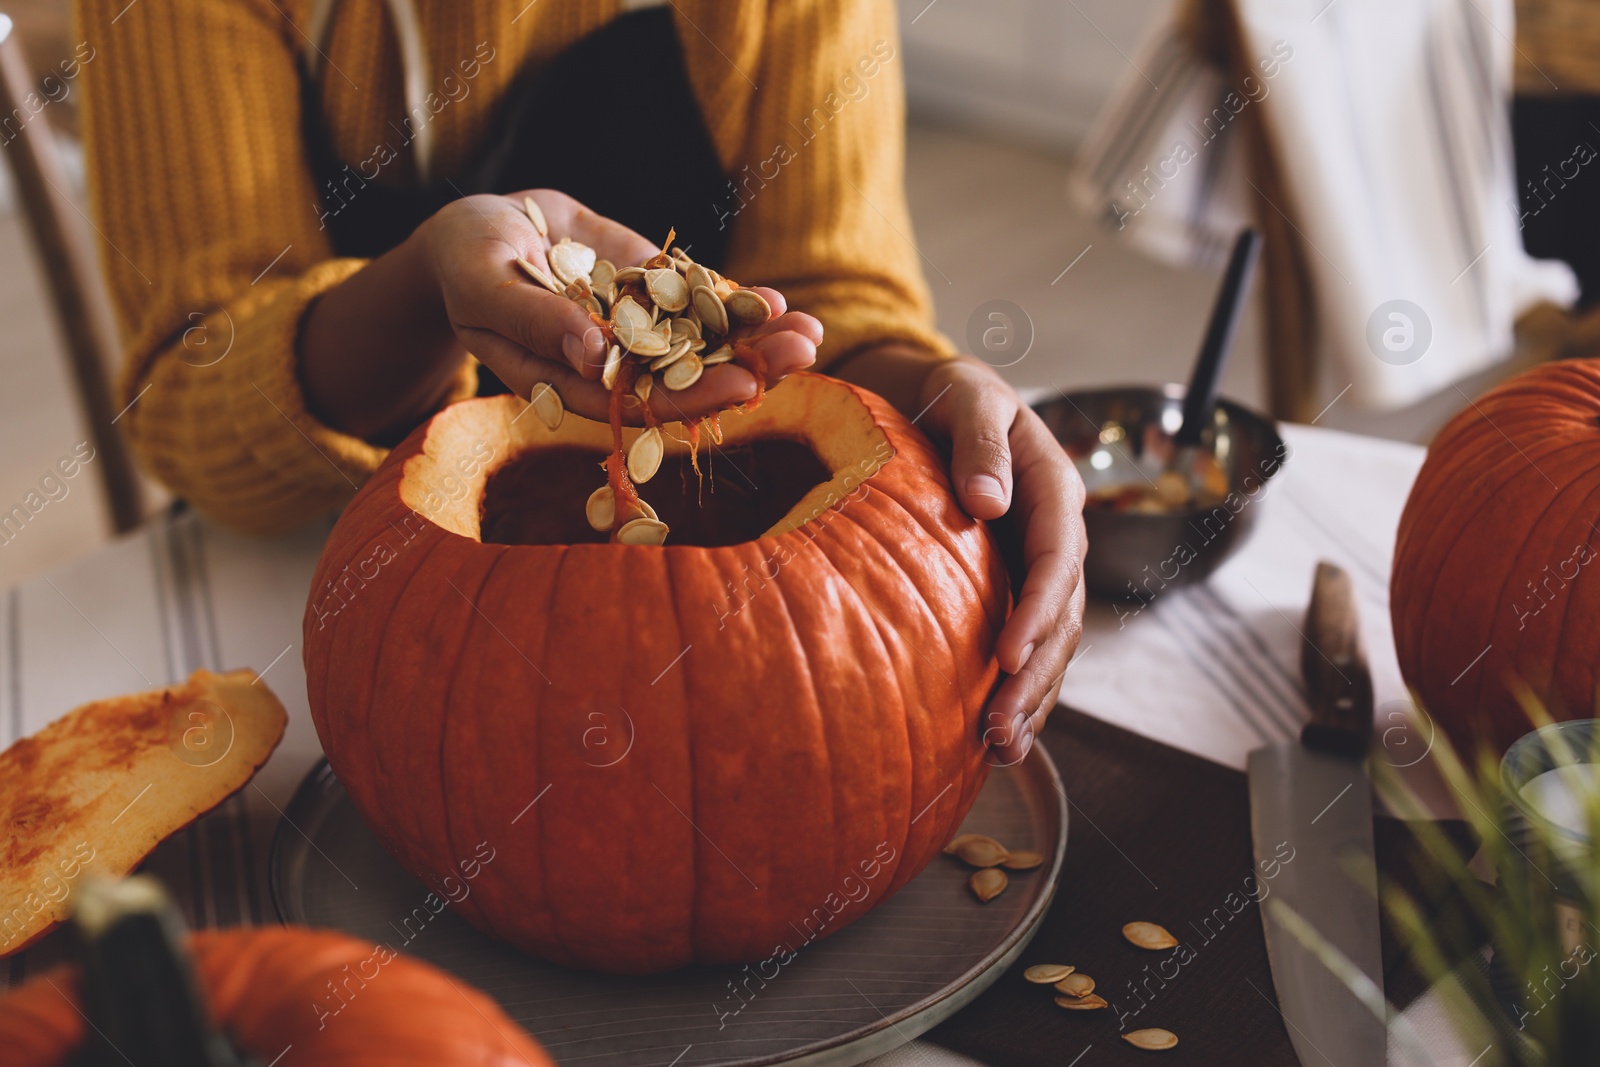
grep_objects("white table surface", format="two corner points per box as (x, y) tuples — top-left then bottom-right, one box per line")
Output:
(1, 422), (1473, 1065)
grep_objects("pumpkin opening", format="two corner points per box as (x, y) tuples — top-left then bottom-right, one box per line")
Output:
(399, 375), (897, 545)
(479, 438), (833, 547)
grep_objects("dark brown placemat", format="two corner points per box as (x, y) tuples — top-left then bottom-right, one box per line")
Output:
(927, 706), (1478, 1065)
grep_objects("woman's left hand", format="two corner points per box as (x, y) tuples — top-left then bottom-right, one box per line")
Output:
(835, 348), (1087, 764)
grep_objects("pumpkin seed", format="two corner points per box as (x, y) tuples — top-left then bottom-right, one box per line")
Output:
(528, 383), (563, 430)
(1054, 993), (1107, 1011)
(700, 343), (735, 366)
(616, 517), (669, 546)
(692, 285), (729, 334)
(619, 496), (659, 523)
(585, 485), (615, 531)
(723, 288), (771, 325)
(953, 837), (1009, 868)
(616, 322), (670, 358)
(600, 344), (624, 390)
(514, 256), (562, 295)
(662, 352), (704, 391)
(1054, 973), (1095, 998)
(1023, 964), (1074, 985)
(1123, 922), (1179, 951)
(969, 868), (1007, 902)
(670, 316), (701, 343)
(686, 262), (714, 295)
(627, 427), (664, 484)
(1123, 1029), (1178, 1051)
(633, 373), (653, 403)
(645, 268), (690, 313)
(522, 196), (548, 237)
(1002, 850), (1044, 871)
(591, 258), (616, 292)
(611, 295), (651, 332)
(548, 239), (596, 286)
(943, 834), (1001, 856)
(650, 339), (691, 371)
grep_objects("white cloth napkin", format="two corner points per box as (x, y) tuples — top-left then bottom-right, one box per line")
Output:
(1072, 0), (1579, 410)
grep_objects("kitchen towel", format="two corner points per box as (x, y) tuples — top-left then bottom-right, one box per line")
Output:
(1071, 0), (1579, 410)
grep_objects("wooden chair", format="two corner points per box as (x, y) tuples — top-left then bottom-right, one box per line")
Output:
(0, 9), (144, 533)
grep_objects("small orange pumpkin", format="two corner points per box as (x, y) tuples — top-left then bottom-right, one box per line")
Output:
(1391, 359), (1600, 755)
(303, 373), (1010, 972)
(0, 924), (551, 1065)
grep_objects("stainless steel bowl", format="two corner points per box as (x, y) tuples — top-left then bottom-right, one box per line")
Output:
(1032, 384), (1287, 601)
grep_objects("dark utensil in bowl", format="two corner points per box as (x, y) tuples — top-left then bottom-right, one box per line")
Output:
(1033, 385), (1286, 602)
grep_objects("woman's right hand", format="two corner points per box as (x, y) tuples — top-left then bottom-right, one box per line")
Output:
(419, 189), (821, 423)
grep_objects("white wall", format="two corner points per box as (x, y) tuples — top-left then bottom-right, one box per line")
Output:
(897, 0), (1169, 153)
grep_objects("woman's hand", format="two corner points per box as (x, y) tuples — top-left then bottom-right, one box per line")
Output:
(420, 190), (820, 423)
(300, 189), (820, 442)
(833, 347), (1087, 764)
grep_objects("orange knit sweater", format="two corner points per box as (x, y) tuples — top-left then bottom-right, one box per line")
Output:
(75, 0), (950, 535)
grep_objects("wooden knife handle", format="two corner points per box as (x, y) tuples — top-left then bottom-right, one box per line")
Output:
(1300, 561), (1373, 758)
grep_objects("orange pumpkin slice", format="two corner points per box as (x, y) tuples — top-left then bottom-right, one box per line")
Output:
(0, 668), (287, 955)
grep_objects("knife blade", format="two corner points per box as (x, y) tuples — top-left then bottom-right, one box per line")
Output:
(1249, 561), (1385, 1066)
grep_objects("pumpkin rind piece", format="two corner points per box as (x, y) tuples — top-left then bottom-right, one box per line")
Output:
(0, 670), (287, 957)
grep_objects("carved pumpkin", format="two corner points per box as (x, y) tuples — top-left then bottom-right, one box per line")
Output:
(0, 924), (550, 1065)
(303, 373), (1009, 973)
(1391, 359), (1600, 755)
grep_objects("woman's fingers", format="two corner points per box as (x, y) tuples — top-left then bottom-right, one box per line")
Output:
(994, 410), (1086, 673)
(521, 188), (659, 267)
(983, 575), (1083, 765)
(744, 329), (818, 381)
(919, 360), (1019, 521)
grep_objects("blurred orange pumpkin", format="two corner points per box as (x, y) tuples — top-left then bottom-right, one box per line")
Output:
(1391, 359), (1600, 755)
(0, 925), (551, 1066)
(303, 373), (1009, 972)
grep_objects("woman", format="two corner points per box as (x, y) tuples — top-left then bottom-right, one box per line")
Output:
(77, 0), (1084, 759)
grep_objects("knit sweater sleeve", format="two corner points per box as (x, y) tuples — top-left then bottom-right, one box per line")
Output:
(690, 0), (956, 370)
(76, 0), (477, 536)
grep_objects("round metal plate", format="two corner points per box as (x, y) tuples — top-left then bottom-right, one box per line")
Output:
(271, 750), (1067, 1067)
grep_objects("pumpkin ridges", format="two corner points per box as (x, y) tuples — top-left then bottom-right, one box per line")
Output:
(305, 491), (448, 817)
(1406, 398), (1597, 715)
(1391, 426), (1557, 680)
(1394, 358), (1600, 754)
(435, 543), (520, 929)
(849, 392), (1009, 640)
(1450, 477), (1577, 724)
(685, 541), (841, 961)
(545, 543), (701, 968)
(324, 526), (453, 878)
(762, 536), (896, 939)
(305, 377), (1007, 970)
(1464, 454), (1600, 717)
(801, 504), (983, 898)
(415, 545), (507, 896)
(732, 550), (838, 953)
(839, 478), (1003, 820)
(447, 544), (570, 961)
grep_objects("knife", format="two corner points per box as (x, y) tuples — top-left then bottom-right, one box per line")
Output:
(1249, 561), (1385, 1065)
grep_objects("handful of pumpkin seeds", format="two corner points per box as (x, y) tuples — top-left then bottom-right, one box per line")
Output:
(513, 201), (774, 547)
